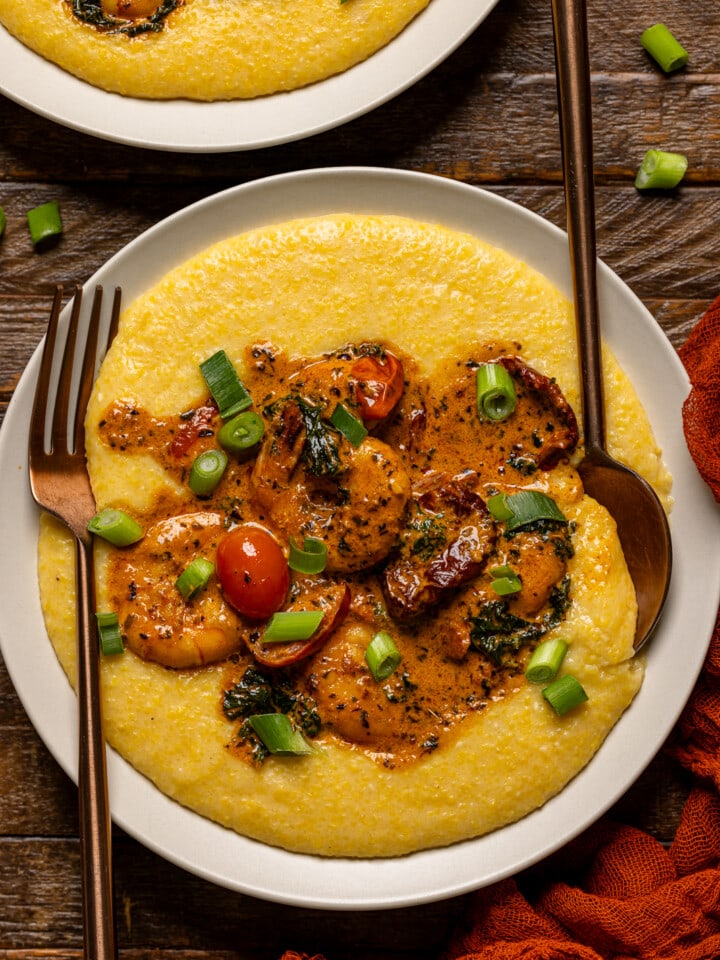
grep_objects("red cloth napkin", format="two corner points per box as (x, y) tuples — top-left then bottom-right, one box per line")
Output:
(280, 297), (720, 960)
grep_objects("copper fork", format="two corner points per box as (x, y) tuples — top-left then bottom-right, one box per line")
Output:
(29, 284), (121, 960)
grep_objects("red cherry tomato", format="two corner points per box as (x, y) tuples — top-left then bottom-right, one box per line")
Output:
(351, 352), (404, 421)
(216, 525), (289, 620)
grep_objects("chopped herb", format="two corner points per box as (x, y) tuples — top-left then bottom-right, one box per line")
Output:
(470, 577), (571, 665)
(223, 666), (321, 764)
(296, 397), (342, 477)
(408, 507), (447, 560)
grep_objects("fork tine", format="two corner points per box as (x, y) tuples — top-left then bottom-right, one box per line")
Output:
(107, 286), (122, 350)
(72, 287), (104, 457)
(51, 286), (84, 456)
(30, 285), (64, 462)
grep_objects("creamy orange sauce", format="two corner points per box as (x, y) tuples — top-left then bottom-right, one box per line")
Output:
(97, 341), (578, 768)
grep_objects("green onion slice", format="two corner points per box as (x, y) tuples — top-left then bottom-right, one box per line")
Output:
(486, 492), (514, 521)
(542, 673), (588, 716)
(365, 631), (402, 681)
(189, 449), (228, 497)
(503, 491), (566, 531)
(476, 362), (517, 421)
(218, 411), (265, 457)
(200, 350), (252, 419)
(87, 508), (143, 546)
(634, 149), (688, 190)
(95, 611), (123, 657)
(288, 537), (328, 574)
(27, 201), (62, 245)
(640, 23), (688, 73)
(0, 206), (6, 238)
(175, 557), (215, 600)
(248, 714), (314, 756)
(330, 403), (368, 447)
(526, 637), (568, 684)
(263, 610), (324, 643)
(489, 564), (522, 596)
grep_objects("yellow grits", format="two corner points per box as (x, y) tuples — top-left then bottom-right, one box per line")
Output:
(38, 214), (670, 857)
(0, 0), (429, 100)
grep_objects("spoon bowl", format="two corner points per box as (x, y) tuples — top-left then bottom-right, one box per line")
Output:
(551, 0), (672, 651)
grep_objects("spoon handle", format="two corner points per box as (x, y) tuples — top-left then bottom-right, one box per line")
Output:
(551, 0), (605, 454)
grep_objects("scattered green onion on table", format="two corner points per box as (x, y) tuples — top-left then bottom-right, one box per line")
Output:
(640, 23), (689, 73)
(27, 201), (63, 245)
(635, 149), (688, 190)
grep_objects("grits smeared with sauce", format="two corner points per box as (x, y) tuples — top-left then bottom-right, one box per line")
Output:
(0, 0), (429, 100)
(37, 214), (671, 856)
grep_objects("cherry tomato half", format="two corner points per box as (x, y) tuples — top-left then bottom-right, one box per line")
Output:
(216, 524), (289, 620)
(351, 352), (404, 421)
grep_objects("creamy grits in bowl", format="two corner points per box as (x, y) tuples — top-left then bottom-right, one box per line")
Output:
(1, 169), (716, 907)
(0, 1), (500, 150)
(0, 0), (429, 100)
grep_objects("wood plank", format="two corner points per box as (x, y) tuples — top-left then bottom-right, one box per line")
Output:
(1, 186), (719, 303)
(0, 838), (465, 957)
(1, 0), (719, 185)
(4, 69), (720, 184)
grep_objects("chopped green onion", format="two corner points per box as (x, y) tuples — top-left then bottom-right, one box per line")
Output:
(95, 611), (124, 656)
(365, 631), (402, 681)
(487, 492), (514, 521)
(200, 350), (252, 419)
(634, 149), (688, 190)
(248, 713), (314, 756)
(504, 491), (566, 531)
(330, 403), (368, 446)
(218, 411), (265, 457)
(476, 362), (517, 421)
(640, 23), (688, 73)
(263, 610), (324, 643)
(526, 637), (568, 684)
(87, 508), (143, 546)
(27, 201), (63, 245)
(189, 449), (228, 497)
(175, 557), (214, 600)
(542, 673), (588, 715)
(489, 564), (522, 596)
(288, 537), (328, 574)
(0, 206), (6, 238)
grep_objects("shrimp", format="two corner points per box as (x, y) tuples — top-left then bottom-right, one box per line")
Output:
(107, 510), (245, 669)
(251, 397), (411, 573)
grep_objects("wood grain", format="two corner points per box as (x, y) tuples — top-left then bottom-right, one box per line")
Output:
(0, 0), (716, 955)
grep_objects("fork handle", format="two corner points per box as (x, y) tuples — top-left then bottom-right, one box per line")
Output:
(75, 536), (117, 960)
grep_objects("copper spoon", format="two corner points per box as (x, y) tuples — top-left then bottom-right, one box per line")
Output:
(551, 0), (672, 651)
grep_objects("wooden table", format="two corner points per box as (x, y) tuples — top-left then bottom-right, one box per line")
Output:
(0, 0), (715, 956)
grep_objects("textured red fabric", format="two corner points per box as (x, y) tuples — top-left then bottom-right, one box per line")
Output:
(678, 294), (720, 504)
(279, 299), (720, 960)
